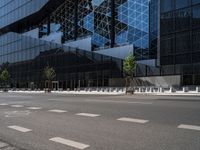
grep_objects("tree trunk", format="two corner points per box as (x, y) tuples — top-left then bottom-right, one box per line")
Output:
(128, 74), (134, 94)
(130, 77), (134, 94)
(48, 80), (51, 93)
(125, 77), (128, 94)
(3, 82), (7, 92)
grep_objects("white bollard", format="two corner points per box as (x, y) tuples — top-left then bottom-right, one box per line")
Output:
(183, 87), (188, 93)
(110, 87), (114, 92)
(150, 87), (153, 93)
(159, 87), (164, 93)
(169, 86), (174, 93)
(145, 87), (147, 93)
(139, 87), (142, 93)
(196, 87), (200, 93)
(116, 87), (119, 92)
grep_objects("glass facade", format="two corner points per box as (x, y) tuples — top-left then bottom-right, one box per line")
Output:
(0, 0), (126, 89)
(114, 0), (149, 60)
(5, 0), (199, 88)
(149, 0), (158, 59)
(0, 32), (122, 89)
(0, 0), (49, 29)
(38, 0), (151, 59)
(160, 0), (200, 85)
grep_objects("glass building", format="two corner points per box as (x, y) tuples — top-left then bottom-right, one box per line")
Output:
(2, 0), (199, 89)
(0, 0), (156, 89)
(39, 0), (151, 59)
(160, 0), (200, 85)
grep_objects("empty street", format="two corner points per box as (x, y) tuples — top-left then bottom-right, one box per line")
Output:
(0, 93), (199, 150)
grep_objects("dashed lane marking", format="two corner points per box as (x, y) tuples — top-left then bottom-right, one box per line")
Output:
(0, 141), (8, 148)
(178, 124), (200, 131)
(27, 107), (42, 110)
(8, 125), (32, 132)
(85, 99), (153, 105)
(76, 113), (100, 117)
(117, 117), (149, 124)
(4, 110), (31, 117)
(11, 105), (24, 108)
(48, 109), (67, 113)
(50, 137), (90, 150)
(0, 103), (8, 106)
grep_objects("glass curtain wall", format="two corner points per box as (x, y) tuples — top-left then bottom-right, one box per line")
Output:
(115, 0), (149, 60)
(39, 0), (150, 59)
(0, 32), (122, 89)
(160, 0), (200, 85)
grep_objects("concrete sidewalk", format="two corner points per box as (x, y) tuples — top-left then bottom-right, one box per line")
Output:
(135, 92), (200, 96)
(3, 90), (200, 96)
(6, 90), (125, 95)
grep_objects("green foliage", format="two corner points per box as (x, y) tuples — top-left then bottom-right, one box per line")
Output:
(123, 54), (136, 77)
(43, 66), (56, 81)
(0, 69), (10, 83)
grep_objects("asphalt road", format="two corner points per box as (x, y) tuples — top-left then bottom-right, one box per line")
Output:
(0, 93), (200, 150)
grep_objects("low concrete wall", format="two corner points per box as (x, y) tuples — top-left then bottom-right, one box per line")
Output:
(109, 75), (181, 87)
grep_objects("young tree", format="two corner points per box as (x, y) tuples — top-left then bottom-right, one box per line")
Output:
(43, 66), (56, 92)
(123, 54), (136, 94)
(0, 69), (10, 92)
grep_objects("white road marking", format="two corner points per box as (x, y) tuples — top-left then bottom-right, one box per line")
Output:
(50, 137), (90, 150)
(8, 96), (33, 98)
(117, 117), (149, 124)
(85, 99), (153, 105)
(48, 99), (60, 101)
(27, 107), (42, 110)
(0, 141), (8, 148)
(178, 124), (200, 131)
(11, 105), (24, 108)
(0, 103), (8, 106)
(48, 109), (67, 113)
(8, 125), (32, 132)
(76, 113), (100, 117)
(4, 110), (31, 118)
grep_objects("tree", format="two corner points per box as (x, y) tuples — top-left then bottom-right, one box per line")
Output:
(123, 54), (136, 94)
(43, 66), (56, 92)
(0, 69), (10, 92)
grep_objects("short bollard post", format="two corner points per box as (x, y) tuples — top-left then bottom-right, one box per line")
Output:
(139, 87), (142, 93)
(150, 87), (154, 93)
(169, 86), (174, 93)
(116, 88), (119, 92)
(183, 87), (188, 92)
(196, 87), (200, 93)
(145, 87), (148, 93)
(160, 87), (164, 93)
